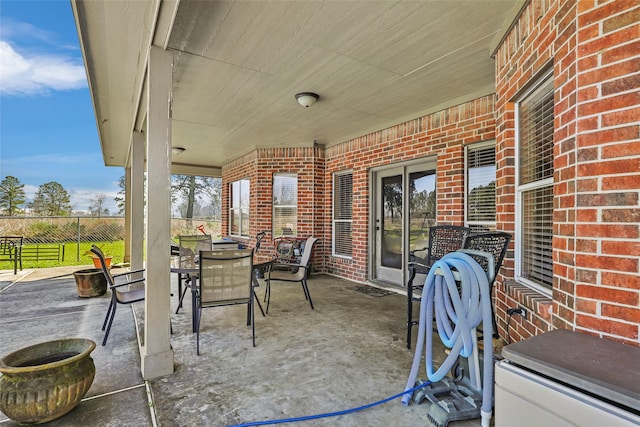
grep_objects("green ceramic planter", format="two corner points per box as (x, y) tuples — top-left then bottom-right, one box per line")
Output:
(0, 338), (96, 424)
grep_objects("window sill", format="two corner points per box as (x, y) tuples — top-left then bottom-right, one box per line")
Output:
(503, 280), (553, 322)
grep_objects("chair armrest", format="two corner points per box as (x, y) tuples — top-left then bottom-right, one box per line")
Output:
(112, 268), (145, 278)
(111, 278), (145, 289)
(269, 262), (309, 271)
(408, 261), (430, 274)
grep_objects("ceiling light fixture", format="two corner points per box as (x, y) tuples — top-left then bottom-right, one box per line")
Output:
(295, 92), (319, 108)
(172, 147), (186, 156)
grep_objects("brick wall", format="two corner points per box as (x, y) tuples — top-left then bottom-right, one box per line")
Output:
(222, 147), (325, 266)
(220, 0), (638, 346)
(325, 96), (496, 282)
(495, 0), (639, 345)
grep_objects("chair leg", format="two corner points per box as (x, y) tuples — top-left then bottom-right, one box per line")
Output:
(302, 279), (314, 310)
(407, 287), (413, 349)
(102, 298), (114, 331)
(265, 278), (271, 314)
(196, 306), (202, 356)
(102, 303), (117, 346)
(250, 292), (256, 348)
(175, 285), (189, 314)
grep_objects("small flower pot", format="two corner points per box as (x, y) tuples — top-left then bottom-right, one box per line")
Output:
(73, 268), (107, 297)
(0, 338), (96, 424)
(92, 256), (112, 269)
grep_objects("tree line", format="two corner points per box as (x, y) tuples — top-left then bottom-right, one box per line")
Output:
(0, 175), (222, 218)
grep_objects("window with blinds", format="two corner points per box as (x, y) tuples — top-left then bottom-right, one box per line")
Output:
(466, 143), (496, 230)
(517, 75), (554, 289)
(333, 171), (353, 258)
(273, 174), (297, 236)
(229, 179), (250, 237)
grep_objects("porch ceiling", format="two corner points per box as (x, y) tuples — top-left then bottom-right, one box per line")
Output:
(72, 0), (524, 175)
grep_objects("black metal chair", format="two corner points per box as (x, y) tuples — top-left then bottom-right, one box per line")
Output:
(265, 237), (318, 313)
(406, 225), (470, 349)
(91, 245), (145, 346)
(460, 231), (512, 339)
(0, 236), (23, 274)
(196, 249), (255, 355)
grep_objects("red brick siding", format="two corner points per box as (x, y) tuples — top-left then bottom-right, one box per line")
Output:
(222, 147), (325, 266)
(495, 0), (639, 345)
(324, 96), (496, 282)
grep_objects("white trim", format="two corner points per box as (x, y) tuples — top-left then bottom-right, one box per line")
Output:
(464, 140), (496, 229)
(514, 71), (555, 292)
(332, 170), (353, 259)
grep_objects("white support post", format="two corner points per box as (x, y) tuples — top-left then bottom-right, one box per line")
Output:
(124, 168), (131, 264)
(141, 46), (174, 379)
(130, 131), (145, 273)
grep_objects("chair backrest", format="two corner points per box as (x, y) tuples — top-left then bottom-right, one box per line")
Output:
(90, 245), (117, 288)
(178, 235), (212, 269)
(426, 225), (470, 266)
(299, 237), (318, 267)
(461, 231), (512, 285)
(198, 249), (254, 307)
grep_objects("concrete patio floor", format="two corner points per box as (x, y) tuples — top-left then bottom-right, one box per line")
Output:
(1, 267), (485, 426)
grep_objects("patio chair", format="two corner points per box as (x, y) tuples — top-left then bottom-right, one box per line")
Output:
(175, 234), (212, 314)
(406, 225), (470, 349)
(265, 236), (318, 313)
(196, 249), (255, 355)
(460, 231), (512, 339)
(90, 245), (145, 346)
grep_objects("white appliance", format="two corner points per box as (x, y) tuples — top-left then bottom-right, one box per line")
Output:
(495, 330), (640, 427)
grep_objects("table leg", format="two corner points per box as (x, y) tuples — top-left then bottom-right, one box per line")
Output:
(191, 277), (197, 333)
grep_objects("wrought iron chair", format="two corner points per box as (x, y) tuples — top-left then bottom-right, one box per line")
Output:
(460, 231), (512, 339)
(406, 225), (470, 349)
(265, 237), (318, 313)
(175, 234), (212, 314)
(196, 249), (255, 355)
(91, 245), (145, 346)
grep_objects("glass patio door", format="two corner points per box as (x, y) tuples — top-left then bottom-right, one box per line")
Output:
(373, 161), (436, 286)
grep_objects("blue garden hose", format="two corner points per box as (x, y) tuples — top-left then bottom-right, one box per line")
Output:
(227, 380), (431, 426)
(401, 252), (493, 427)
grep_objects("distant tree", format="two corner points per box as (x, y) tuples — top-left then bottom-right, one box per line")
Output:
(172, 175), (215, 219)
(30, 181), (72, 216)
(115, 176), (126, 215)
(89, 193), (109, 217)
(200, 177), (222, 219)
(0, 176), (26, 216)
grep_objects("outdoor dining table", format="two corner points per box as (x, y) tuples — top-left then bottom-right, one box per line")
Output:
(171, 255), (272, 332)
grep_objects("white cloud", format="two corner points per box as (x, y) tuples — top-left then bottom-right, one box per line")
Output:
(70, 188), (119, 214)
(0, 40), (87, 96)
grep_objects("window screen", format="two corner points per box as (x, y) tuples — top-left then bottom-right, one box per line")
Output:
(333, 171), (353, 258)
(273, 174), (297, 236)
(229, 179), (250, 237)
(467, 143), (496, 230)
(517, 76), (554, 288)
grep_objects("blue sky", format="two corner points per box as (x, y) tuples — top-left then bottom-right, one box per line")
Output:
(0, 0), (122, 214)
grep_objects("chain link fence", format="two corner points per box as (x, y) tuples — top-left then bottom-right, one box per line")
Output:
(0, 216), (221, 268)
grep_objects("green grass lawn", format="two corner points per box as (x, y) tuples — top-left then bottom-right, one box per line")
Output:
(0, 241), (126, 270)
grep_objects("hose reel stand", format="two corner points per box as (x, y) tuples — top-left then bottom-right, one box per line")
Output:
(402, 251), (495, 427)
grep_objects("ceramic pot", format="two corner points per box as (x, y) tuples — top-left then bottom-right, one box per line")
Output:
(73, 269), (107, 297)
(0, 338), (96, 424)
(92, 256), (112, 269)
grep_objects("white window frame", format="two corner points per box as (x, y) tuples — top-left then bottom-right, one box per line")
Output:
(272, 173), (297, 237)
(332, 170), (353, 259)
(229, 179), (250, 238)
(465, 140), (496, 232)
(515, 69), (554, 296)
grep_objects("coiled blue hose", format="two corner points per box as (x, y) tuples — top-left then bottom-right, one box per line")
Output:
(401, 252), (493, 425)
